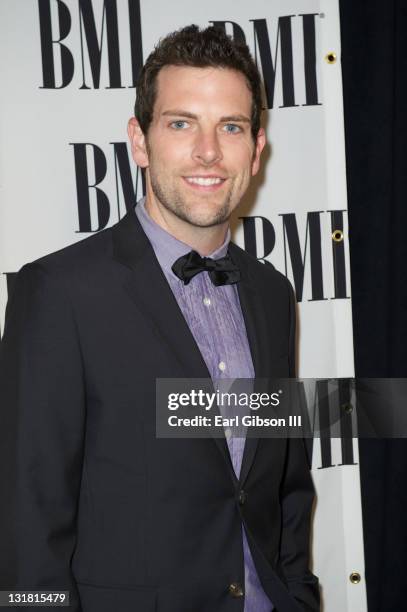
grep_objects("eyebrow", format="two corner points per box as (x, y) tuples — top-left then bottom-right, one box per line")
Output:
(161, 110), (251, 123)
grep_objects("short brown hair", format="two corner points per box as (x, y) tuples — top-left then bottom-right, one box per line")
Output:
(134, 24), (263, 141)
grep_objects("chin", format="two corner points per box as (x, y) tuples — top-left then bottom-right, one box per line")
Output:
(183, 210), (230, 228)
(181, 202), (230, 226)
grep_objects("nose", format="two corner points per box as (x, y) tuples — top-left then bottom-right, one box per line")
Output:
(192, 127), (223, 166)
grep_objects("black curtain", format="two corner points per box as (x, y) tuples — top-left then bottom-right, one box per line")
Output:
(340, 1), (407, 610)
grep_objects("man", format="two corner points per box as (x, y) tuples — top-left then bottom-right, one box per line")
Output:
(0, 25), (319, 612)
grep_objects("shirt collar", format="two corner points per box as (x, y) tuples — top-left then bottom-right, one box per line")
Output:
(135, 197), (231, 278)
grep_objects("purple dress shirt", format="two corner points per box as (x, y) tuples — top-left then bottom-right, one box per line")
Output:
(136, 198), (273, 612)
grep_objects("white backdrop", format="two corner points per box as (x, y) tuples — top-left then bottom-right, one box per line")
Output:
(0, 1), (367, 610)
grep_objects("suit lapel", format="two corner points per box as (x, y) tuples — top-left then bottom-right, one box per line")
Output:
(228, 244), (273, 486)
(111, 209), (235, 474)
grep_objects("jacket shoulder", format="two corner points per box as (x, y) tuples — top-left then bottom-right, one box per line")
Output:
(20, 226), (113, 278)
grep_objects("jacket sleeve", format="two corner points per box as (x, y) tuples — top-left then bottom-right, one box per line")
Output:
(0, 263), (85, 611)
(279, 279), (320, 611)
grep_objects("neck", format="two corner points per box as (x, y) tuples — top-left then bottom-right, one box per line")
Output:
(144, 194), (229, 257)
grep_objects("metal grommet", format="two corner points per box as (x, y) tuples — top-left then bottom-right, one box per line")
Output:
(350, 572), (361, 584)
(342, 403), (353, 414)
(332, 229), (343, 242)
(325, 52), (337, 64)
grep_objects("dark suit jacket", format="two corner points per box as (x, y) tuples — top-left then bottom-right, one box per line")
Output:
(0, 207), (320, 612)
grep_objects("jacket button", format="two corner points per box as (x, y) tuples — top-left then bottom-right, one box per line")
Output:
(228, 582), (244, 598)
(238, 490), (247, 506)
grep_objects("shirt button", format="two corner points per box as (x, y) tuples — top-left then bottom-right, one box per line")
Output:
(228, 583), (244, 598)
(218, 361), (226, 372)
(203, 297), (211, 306)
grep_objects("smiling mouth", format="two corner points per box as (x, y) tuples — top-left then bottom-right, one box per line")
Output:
(183, 176), (226, 189)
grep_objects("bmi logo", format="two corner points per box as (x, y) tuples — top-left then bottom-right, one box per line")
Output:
(37, 0), (143, 89)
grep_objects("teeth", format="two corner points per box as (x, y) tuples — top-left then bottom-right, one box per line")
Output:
(185, 177), (223, 186)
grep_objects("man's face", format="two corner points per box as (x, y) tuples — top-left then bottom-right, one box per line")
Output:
(129, 65), (265, 228)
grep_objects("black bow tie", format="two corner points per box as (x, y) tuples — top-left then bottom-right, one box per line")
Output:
(171, 250), (241, 286)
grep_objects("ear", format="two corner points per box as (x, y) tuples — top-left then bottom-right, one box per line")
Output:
(127, 117), (149, 168)
(251, 127), (266, 176)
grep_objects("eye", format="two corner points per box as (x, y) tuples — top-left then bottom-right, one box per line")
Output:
(223, 123), (242, 134)
(170, 120), (189, 130)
